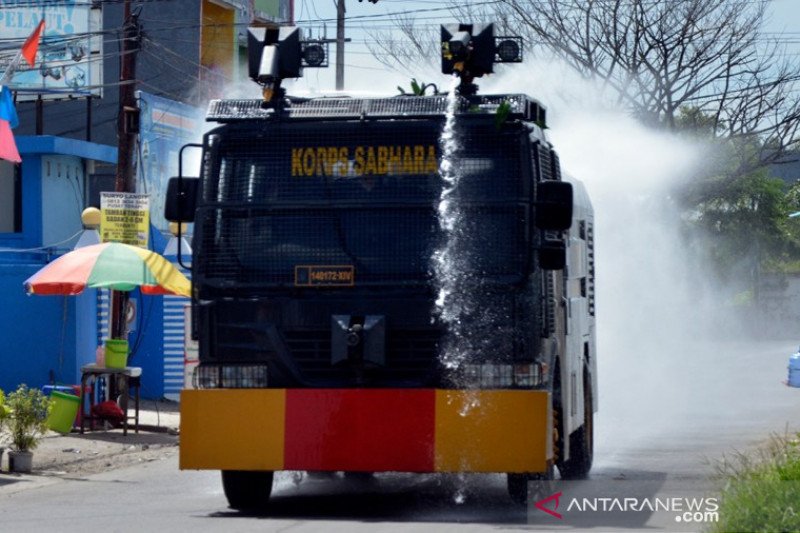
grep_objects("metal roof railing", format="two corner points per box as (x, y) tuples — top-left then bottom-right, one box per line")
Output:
(206, 94), (547, 125)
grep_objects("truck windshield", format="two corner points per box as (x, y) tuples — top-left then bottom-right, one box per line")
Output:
(194, 122), (528, 288)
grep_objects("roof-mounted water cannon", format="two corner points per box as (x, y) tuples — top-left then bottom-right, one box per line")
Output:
(247, 26), (329, 104)
(441, 23), (523, 96)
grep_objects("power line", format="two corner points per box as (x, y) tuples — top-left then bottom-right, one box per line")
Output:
(144, 36), (233, 83)
(0, 0), (177, 7)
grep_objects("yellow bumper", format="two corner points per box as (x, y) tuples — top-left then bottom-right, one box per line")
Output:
(180, 388), (552, 473)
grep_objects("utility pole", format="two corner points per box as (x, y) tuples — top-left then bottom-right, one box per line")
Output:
(110, 0), (141, 340)
(336, 0), (345, 91)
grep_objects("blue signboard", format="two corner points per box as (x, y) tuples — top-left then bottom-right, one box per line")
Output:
(136, 91), (204, 234)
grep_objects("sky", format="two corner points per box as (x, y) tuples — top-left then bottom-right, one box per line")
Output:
(283, 0), (800, 95)
(282, 0), (800, 94)
(287, 0), (449, 94)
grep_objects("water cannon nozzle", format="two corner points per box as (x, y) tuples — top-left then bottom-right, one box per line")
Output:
(247, 25), (329, 102)
(440, 23), (524, 95)
(448, 31), (471, 60)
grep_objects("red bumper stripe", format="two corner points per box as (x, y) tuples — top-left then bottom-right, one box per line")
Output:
(284, 389), (436, 472)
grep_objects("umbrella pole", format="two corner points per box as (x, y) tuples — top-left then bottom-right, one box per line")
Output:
(110, 290), (129, 340)
(107, 289), (128, 412)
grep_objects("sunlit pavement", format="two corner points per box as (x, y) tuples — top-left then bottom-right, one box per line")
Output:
(0, 340), (798, 532)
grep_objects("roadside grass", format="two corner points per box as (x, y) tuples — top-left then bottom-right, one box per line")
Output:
(710, 433), (800, 532)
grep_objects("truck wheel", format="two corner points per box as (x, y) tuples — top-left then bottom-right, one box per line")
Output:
(507, 465), (555, 505)
(557, 376), (593, 480)
(221, 470), (274, 511)
(343, 471), (375, 482)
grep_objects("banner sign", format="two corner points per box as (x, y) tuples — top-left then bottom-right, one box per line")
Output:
(100, 192), (150, 248)
(0, 2), (104, 100)
(137, 91), (203, 234)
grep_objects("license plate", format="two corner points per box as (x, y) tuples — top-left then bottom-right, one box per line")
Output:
(294, 265), (355, 287)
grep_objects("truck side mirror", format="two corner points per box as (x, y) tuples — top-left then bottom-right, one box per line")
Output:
(538, 238), (566, 270)
(165, 177), (199, 223)
(536, 181), (573, 231)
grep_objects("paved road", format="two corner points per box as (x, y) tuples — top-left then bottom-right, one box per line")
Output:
(0, 340), (798, 532)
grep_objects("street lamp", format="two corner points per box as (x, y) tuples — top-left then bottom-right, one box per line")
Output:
(74, 207), (101, 249)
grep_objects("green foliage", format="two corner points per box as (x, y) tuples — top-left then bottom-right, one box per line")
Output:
(712, 434), (800, 532)
(677, 106), (721, 137)
(495, 101), (511, 130)
(5, 385), (51, 452)
(675, 107), (800, 279)
(396, 78), (439, 96)
(685, 167), (793, 279)
(784, 180), (800, 211)
(0, 390), (9, 443)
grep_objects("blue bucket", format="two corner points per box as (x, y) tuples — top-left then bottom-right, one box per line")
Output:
(789, 350), (800, 388)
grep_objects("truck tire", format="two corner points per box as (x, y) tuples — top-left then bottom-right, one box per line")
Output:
(343, 471), (375, 482)
(221, 470), (274, 511)
(557, 375), (593, 480)
(507, 465), (555, 505)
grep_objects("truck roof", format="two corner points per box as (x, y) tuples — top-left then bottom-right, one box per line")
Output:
(206, 93), (547, 125)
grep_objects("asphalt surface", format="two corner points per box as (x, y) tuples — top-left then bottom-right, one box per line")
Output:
(0, 339), (798, 532)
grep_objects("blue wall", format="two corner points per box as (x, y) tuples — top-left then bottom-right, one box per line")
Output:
(0, 259), (96, 392)
(126, 227), (170, 399)
(0, 136), (184, 400)
(128, 290), (167, 399)
(0, 137), (115, 394)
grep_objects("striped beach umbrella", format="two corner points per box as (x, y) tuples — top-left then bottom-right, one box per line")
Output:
(23, 242), (191, 297)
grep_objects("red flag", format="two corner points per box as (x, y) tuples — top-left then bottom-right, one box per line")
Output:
(0, 120), (21, 163)
(21, 20), (45, 67)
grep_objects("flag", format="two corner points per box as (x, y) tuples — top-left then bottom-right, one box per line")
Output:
(0, 121), (21, 163)
(22, 19), (45, 67)
(0, 19), (46, 86)
(0, 86), (19, 128)
(0, 19), (45, 163)
(0, 19), (44, 163)
(0, 86), (20, 162)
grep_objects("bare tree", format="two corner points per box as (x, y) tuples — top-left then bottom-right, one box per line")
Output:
(368, 0), (800, 174)
(367, 13), (440, 76)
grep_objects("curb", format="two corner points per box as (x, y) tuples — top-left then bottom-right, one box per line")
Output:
(60, 423), (179, 436)
(137, 424), (179, 435)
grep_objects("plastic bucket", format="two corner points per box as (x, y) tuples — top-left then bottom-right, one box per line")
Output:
(43, 385), (88, 426)
(70, 384), (91, 426)
(42, 385), (74, 396)
(104, 338), (129, 369)
(46, 391), (81, 434)
(789, 352), (800, 388)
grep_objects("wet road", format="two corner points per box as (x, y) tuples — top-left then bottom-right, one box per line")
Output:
(1, 340), (798, 532)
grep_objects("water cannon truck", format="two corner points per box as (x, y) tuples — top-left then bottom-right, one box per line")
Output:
(166, 22), (597, 509)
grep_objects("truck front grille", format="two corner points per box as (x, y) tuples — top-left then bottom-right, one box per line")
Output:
(283, 329), (440, 385)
